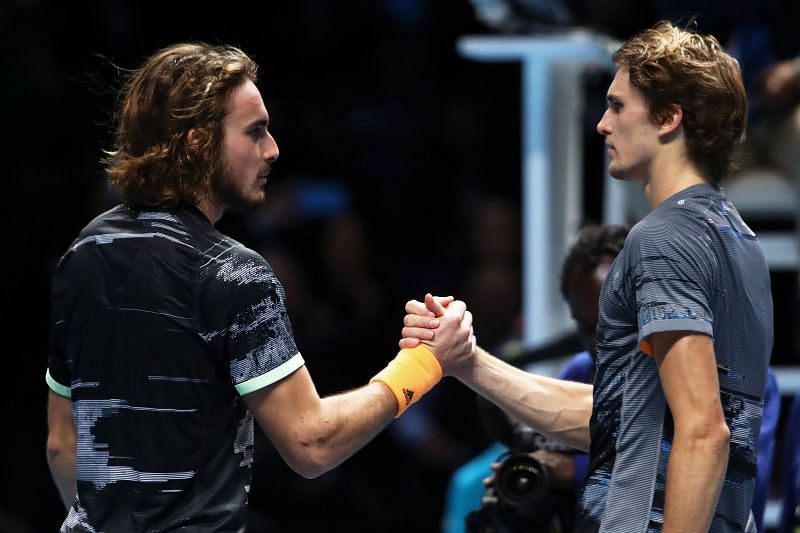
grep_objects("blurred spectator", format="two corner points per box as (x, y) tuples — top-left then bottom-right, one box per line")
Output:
(779, 392), (800, 533)
(753, 369), (781, 533)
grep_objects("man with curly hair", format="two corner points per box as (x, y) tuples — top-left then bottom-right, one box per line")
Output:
(44, 42), (474, 532)
(402, 21), (772, 532)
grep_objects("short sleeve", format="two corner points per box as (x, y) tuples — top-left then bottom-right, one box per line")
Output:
(626, 218), (716, 354)
(203, 250), (303, 395)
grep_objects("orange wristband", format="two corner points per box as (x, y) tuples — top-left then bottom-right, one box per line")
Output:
(371, 345), (443, 418)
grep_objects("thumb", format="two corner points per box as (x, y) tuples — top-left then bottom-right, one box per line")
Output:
(424, 293), (447, 317)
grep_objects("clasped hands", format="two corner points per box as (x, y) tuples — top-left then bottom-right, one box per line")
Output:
(399, 293), (477, 377)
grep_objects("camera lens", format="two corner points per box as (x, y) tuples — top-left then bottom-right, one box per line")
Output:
(494, 453), (550, 507)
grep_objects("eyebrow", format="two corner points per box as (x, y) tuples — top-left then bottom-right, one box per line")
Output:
(606, 94), (622, 105)
(247, 118), (270, 129)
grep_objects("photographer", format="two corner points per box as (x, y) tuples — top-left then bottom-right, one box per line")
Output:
(464, 399), (583, 532)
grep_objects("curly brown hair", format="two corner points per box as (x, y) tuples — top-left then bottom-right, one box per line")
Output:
(104, 42), (258, 210)
(559, 224), (631, 298)
(613, 21), (747, 183)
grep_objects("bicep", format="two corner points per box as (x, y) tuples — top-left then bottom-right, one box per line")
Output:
(47, 390), (75, 445)
(651, 332), (724, 425)
(242, 366), (320, 448)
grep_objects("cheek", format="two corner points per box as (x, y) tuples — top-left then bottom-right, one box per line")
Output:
(223, 139), (258, 168)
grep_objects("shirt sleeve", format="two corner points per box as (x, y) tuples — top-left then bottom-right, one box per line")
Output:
(204, 250), (303, 396)
(626, 217), (716, 355)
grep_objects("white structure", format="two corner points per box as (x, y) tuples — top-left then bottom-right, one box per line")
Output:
(457, 31), (622, 349)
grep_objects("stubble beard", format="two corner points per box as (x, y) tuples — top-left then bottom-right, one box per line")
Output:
(210, 156), (265, 213)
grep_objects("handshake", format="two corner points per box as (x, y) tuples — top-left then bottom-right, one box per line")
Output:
(400, 293), (479, 374)
(371, 293), (478, 417)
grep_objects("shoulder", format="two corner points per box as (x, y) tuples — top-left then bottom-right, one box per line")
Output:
(203, 240), (286, 303)
(625, 197), (716, 263)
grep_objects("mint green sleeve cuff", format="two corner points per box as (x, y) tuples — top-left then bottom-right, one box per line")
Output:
(235, 353), (305, 396)
(46, 369), (71, 398)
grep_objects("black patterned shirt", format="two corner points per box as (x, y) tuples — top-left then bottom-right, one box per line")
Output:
(47, 204), (302, 532)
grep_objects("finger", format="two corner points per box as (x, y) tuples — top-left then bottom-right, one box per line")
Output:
(482, 475), (496, 487)
(403, 315), (439, 329)
(443, 299), (467, 319)
(432, 295), (455, 307)
(461, 310), (473, 329)
(424, 293), (447, 316)
(399, 337), (421, 349)
(405, 299), (433, 316)
(401, 327), (435, 340)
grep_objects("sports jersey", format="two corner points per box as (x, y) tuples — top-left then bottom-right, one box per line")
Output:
(47, 204), (303, 532)
(577, 183), (773, 532)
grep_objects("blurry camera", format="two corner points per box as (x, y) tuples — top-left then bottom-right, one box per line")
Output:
(494, 448), (550, 507)
(465, 398), (575, 533)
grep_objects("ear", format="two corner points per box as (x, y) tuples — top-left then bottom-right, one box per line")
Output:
(658, 104), (683, 136)
(187, 128), (198, 151)
(187, 128), (209, 156)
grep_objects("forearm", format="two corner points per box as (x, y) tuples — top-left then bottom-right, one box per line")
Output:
(295, 346), (439, 476)
(315, 382), (396, 466)
(283, 382), (396, 478)
(454, 347), (593, 451)
(47, 444), (76, 508)
(662, 428), (729, 532)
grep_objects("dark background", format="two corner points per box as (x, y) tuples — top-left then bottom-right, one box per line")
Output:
(3, 1), (797, 531)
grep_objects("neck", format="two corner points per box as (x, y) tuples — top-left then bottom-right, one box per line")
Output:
(641, 149), (708, 208)
(197, 197), (224, 225)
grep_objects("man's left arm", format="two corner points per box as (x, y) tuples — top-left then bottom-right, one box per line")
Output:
(47, 390), (77, 509)
(651, 331), (730, 533)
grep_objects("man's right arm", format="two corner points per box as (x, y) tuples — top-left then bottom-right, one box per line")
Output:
(46, 390), (76, 509)
(243, 366), (396, 479)
(454, 347), (592, 452)
(401, 295), (593, 452)
(244, 299), (474, 479)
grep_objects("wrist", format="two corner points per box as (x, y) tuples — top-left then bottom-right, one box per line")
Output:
(371, 345), (442, 417)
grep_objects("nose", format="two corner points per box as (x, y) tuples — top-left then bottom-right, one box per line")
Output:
(263, 132), (279, 163)
(596, 109), (611, 136)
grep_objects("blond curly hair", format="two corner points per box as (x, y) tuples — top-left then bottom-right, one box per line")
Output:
(613, 21), (747, 183)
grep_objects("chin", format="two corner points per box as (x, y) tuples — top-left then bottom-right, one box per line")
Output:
(608, 166), (638, 182)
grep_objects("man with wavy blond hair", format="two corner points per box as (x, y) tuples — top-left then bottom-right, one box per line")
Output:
(402, 21), (772, 532)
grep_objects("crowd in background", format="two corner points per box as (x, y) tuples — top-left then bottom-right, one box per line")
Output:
(3, 0), (799, 531)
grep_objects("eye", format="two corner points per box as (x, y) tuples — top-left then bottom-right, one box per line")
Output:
(247, 124), (270, 139)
